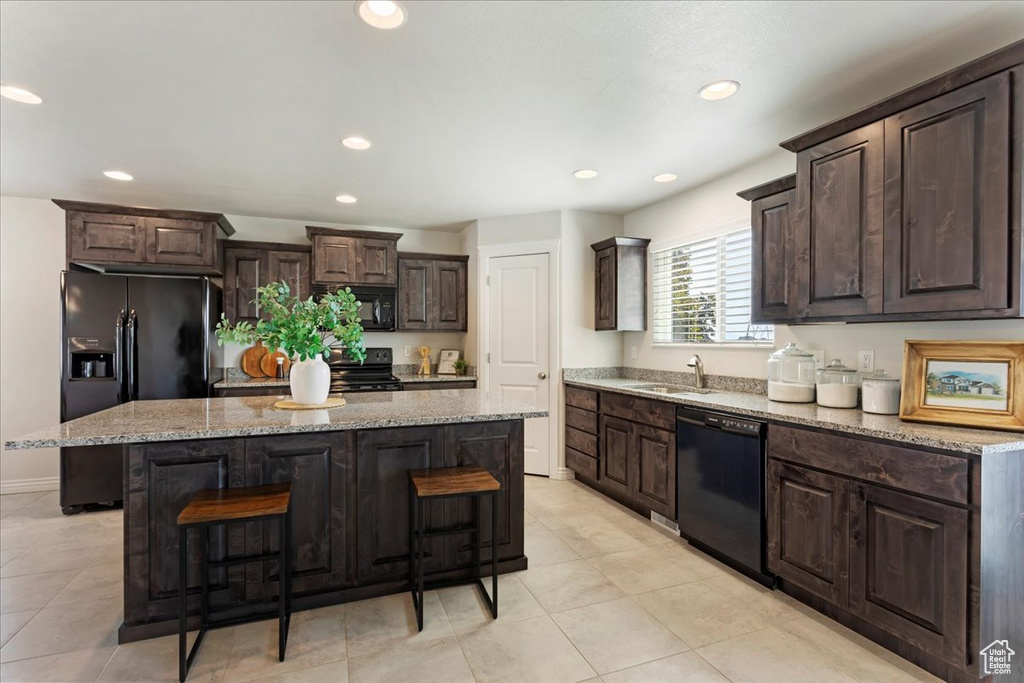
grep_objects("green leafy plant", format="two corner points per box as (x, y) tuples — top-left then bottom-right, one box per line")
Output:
(452, 358), (468, 375)
(215, 282), (366, 363)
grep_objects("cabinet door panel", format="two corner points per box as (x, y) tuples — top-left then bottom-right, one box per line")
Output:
(269, 250), (311, 305)
(356, 238), (397, 285)
(69, 212), (147, 264)
(444, 422), (525, 568)
(599, 415), (632, 498)
(594, 247), (617, 330)
(124, 440), (246, 624)
(356, 427), (446, 582)
(883, 71), (1012, 314)
(633, 425), (675, 519)
(398, 259), (432, 330)
(313, 236), (357, 284)
(145, 218), (212, 267)
(245, 433), (349, 597)
(224, 248), (266, 323)
(751, 189), (796, 322)
(795, 122), (884, 318)
(849, 483), (968, 665)
(434, 260), (468, 330)
(767, 460), (848, 607)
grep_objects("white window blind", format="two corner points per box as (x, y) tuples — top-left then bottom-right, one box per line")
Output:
(651, 228), (773, 345)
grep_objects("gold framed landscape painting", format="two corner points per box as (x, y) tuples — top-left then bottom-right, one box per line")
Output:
(900, 340), (1024, 432)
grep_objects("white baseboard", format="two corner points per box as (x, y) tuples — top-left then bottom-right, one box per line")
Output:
(0, 477), (59, 495)
(551, 467), (576, 481)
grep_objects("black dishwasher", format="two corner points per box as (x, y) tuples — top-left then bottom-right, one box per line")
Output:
(676, 407), (773, 586)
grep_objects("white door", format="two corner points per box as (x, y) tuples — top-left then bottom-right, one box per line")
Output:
(487, 253), (550, 476)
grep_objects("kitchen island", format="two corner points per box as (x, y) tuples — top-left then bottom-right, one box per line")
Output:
(6, 390), (546, 643)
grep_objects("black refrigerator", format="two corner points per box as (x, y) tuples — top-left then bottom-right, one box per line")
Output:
(60, 270), (222, 514)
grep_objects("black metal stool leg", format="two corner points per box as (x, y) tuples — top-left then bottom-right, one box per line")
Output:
(179, 526), (188, 683)
(491, 491), (499, 618)
(417, 497), (425, 632)
(473, 495), (482, 590)
(201, 527), (209, 632)
(278, 514), (287, 661)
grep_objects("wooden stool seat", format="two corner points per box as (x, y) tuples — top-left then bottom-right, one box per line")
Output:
(177, 483), (293, 682)
(408, 465), (500, 632)
(177, 482), (292, 525)
(408, 465), (500, 498)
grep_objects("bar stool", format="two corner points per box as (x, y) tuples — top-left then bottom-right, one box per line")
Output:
(408, 465), (500, 631)
(176, 483), (293, 682)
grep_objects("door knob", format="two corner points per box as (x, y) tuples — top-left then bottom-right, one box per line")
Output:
(538, 372), (547, 380)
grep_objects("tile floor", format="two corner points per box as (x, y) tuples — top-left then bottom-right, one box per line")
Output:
(0, 479), (941, 682)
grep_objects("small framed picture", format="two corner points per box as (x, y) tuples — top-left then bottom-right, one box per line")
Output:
(437, 349), (461, 375)
(900, 340), (1024, 432)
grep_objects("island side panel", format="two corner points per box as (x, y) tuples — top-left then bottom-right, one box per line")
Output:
(119, 419), (527, 642)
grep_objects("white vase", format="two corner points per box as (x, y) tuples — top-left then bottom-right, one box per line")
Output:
(290, 355), (331, 405)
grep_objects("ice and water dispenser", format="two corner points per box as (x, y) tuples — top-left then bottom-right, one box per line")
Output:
(67, 337), (116, 380)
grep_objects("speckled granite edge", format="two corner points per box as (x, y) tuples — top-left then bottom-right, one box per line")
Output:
(394, 363), (477, 377)
(563, 377), (1024, 456)
(6, 410), (548, 450)
(396, 374), (478, 384)
(562, 367), (766, 395)
(215, 376), (291, 388)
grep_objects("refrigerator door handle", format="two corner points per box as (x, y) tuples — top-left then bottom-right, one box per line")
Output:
(115, 309), (126, 403)
(127, 309), (138, 401)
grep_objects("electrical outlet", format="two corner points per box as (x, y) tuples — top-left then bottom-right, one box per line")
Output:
(629, 346), (637, 360)
(404, 345), (411, 358)
(858, 350), (875, 373)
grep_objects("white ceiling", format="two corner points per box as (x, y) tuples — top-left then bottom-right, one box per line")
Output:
(1, 1), (1022, 231)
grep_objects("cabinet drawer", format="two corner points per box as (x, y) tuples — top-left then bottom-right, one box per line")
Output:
(768, 425), (968, 504)
(565, 447), (598, 481)
(600, 391), (675, 431)
(565, 405), (598, 434)
(564, 386), (598, 411)
(565, 426), (598, 457)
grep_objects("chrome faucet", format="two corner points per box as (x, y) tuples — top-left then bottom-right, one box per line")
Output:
(687, 354), (706, 389)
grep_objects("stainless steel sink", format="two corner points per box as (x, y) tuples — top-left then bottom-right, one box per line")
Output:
(624, 384), (715, 395)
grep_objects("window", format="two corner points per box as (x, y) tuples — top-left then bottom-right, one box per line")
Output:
(651, 228), (773, 344)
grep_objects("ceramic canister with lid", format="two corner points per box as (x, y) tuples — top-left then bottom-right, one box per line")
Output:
(767, 342), (816, 403)
(862, 370), (902, 415)
(816, 359), (859, 408)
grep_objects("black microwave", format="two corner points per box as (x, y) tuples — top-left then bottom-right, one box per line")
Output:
(313, 285), (396, 331)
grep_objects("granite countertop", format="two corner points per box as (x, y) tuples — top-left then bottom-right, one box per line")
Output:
(5, 390), (547, 449)
(214, 374), (477, 388)
(564, 377), (1024, 456)
(396, 373), (477, 384)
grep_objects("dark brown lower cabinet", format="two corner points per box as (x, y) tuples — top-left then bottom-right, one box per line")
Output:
(633, 424), (675, 519)
(767, 460), (848, 607)
(124, 439), (247, 625)
(244, 433), (350, 598)
(599, 415), (633, 499)
(849, 482), (968, 665)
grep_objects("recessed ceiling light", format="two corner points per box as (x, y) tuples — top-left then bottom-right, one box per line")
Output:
(698, 80), (740, 101)
(103, 170), (134, 181)
(341, 136), (372, 150)
(573, 169), (598, 179)
(653, 173), (677, 183)
(355, 0), (407, 29)
(336, 194), (358, 204)
(0, 85), (43, 104)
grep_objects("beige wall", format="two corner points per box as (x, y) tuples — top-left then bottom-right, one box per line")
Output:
(0, 196), (66, 491)
(622, 151), (1024, 379)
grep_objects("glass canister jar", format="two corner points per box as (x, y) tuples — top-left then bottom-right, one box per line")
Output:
(862, 370), (902, 415)
(767, 343), (816, 403)
(816, 359), (859, 408)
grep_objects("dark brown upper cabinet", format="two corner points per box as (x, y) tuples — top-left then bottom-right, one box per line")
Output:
(591, 237), (651, 331)
(397, 253), (468, 331)
(306, 226), (400, 287)
(223, 240), (311, 324)
(883, 70), (1014, 315)
(742, 40), (1023, 324)
(795, 121), (884, 319)
(738, 176), (797, 323)
(55, 200), (234, 275)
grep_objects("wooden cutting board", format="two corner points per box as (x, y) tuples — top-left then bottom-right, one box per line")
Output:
(260, 351), (291, 378)
(241, 341), (268, 377)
